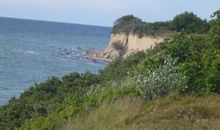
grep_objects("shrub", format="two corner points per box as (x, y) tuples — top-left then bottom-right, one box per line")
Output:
(133, 56), (187, 100)
(171, 12), (209, 33)
(112, 15), (171, 37)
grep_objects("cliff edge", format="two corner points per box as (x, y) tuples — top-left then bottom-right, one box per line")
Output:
(86, 15), (174, 61)
(89, 33), (167, 61)
(104, 33), (165, 59)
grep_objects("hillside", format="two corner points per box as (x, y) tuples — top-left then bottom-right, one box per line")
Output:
(0, 10), (220, 130)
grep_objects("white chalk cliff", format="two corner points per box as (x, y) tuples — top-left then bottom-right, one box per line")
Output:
(99, 33), (167, 60)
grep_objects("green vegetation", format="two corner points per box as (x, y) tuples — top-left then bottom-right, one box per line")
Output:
(112, 12), (209, 37)
(171, 12), (209, 33)
(65, 94), (220, 130)
(0, 10), (220, 129)
(112, 15), (172, 37)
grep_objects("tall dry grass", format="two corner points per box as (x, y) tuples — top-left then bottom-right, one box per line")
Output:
(64, 94), (220, 130)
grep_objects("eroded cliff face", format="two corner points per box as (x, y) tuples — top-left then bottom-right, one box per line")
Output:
(99, 33), (166, 60)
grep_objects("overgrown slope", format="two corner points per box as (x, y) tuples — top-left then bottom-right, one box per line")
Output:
(65, 94), (220, 130)
(0, 10), (220, 130)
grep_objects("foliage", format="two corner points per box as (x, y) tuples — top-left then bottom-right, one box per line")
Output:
(0, 10), (220, 129)
(65, 94), (220, 130)
(99, 51), (146, 82)
(160, 31), (220, 94)
(112, 15), (143, 35)
(20, 83), (139, 129)
(209, 9), (220, 47)
(65, 97), (145, 130)
(171, 12), (209, 33)
(112, 15), (171, 37)
(112, 12), (209, 37)
(134, 56), (187, 100)
(0, 72), (99, 128)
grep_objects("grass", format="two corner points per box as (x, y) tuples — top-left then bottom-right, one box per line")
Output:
(64, 93), (220, 130)
(64, 97), (145, 130)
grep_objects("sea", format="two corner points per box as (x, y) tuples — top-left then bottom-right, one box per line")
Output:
(0, 17), (111, 105)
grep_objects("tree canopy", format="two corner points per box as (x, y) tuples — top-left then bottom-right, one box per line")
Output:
(171, 12), (209, 33)
(112, 12), (210, 36)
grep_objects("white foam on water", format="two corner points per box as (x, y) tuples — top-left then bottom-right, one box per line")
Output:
(24, 50), (40, 55)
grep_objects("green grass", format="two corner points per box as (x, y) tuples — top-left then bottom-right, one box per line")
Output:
(19, 83), (139, 130)
(64, 93), (220, 130)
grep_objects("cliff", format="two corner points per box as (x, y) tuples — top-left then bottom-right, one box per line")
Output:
(98, 33), (167, 60)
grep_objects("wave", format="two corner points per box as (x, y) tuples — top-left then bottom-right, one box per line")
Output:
(24, 50), (40, 55)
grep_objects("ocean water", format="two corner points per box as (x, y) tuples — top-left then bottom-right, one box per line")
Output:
(0, 17), (111, 105)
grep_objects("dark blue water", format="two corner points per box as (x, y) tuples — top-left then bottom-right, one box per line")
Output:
(0, 17), (111, 105)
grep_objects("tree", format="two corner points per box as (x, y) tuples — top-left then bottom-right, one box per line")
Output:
(209, 9), (220, 47)
(112, 15), (144, 35)
(171, 12), (209, 33)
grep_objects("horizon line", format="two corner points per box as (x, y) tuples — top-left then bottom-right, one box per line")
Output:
(0, 16), (112, 28)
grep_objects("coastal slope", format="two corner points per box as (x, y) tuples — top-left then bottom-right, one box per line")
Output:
(1, 11), (220, 130)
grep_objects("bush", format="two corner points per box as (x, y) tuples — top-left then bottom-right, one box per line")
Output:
(133, 56), (187, 100)
(171, 12), (209, 33)
(112, 12), (209, 37)
(112, 15), (171, 37)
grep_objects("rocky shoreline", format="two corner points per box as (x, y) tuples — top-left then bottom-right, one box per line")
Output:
(59, 47), (111, 64)
(83, 50), (112, 63)
(59, 33), (168, 64)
